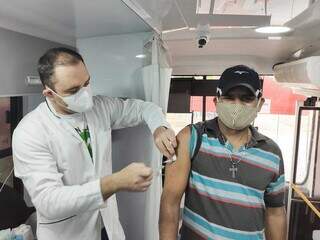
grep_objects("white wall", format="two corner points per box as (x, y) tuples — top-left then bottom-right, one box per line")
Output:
(23, 94), (44, 115)
(77, 32), (152, 99)
(77, 32), (152, 240)
(0, 27), (72, 115)
(0, 27), (71, 97)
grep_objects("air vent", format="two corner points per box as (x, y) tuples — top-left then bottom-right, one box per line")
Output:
(273, 56), (320, 96)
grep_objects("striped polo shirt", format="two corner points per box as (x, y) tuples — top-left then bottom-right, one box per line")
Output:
(180, 118), (285, 240)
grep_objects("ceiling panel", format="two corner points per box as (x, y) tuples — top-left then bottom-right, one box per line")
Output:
(74, 0), (151, 38)
(171, 0), (271, 28)
(127, 0), (310, 32)
(0, 0), (317, 68)
(0, 0), (151, 45)
(212, 0), (269, 15)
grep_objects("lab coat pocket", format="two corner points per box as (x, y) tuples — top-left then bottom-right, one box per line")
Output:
(37, 215), (78, 239)
(38, 215), (76, 225)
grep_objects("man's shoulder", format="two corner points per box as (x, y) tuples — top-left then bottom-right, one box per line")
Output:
(93, 95), (143, 104)
(14, 102), (47, 137)
(91, 96), (123, 116)
(92, 95), (149, 115)
(92, 95), (111, 102)
(257, 130), (279, 146)
(192, 118), (219, 139)
(178, 126), (191, 140)
(255, 130), (283, 158)
(92, 95), (128, 108)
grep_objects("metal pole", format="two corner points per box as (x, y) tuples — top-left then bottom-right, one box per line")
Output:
(202, 96), (206, 121)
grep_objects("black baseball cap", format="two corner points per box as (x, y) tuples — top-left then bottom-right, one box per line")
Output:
(217, 65), (262, 98)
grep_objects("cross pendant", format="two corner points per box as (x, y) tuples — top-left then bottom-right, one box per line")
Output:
(229, 164), (238, 179)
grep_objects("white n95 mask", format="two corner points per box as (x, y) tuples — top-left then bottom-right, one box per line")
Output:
(51, 86), (94, 113)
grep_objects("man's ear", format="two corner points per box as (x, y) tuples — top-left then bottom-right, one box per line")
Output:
(257, 97), (265, 112)
(43, 87), (54, 98)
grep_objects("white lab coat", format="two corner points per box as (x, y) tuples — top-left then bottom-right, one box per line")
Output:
(12, 96), (169, 240)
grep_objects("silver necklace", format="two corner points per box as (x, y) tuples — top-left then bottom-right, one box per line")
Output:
(221, 129), (250, 179)
(228, 154), (241, 179)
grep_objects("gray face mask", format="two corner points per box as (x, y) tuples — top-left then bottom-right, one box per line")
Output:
(216, 98), (261, 130)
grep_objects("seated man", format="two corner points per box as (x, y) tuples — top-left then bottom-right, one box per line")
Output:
(159, 65), (287, 240)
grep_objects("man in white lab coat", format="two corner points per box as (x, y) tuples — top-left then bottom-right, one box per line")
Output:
(12, 47), (176, 240)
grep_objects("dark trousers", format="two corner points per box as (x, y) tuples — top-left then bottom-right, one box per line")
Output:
(101, 228), (109, 240)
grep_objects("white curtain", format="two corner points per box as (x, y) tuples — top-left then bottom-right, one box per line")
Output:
(142, 36), (172, 240)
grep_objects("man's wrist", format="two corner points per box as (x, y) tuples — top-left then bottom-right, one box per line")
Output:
(100, 173), (122, 200)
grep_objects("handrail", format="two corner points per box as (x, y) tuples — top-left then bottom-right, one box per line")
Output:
(291, 183), (320, 218)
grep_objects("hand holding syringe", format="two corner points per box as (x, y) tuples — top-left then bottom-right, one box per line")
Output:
(162, 154), (177, 166)
(153, 129), (178, 176)
(155, 154), (177, 176)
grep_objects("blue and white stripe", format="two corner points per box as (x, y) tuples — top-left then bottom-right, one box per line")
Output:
(266, 175), (285, 194)
(200, 136), (279, 173)
(189, 125), (198, 157)
(183, 207), (266, 240)
(190, 171), (265, 208)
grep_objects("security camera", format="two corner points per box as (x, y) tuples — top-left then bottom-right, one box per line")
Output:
(196, 24), (210, 49)
(198, 35), (208, 48)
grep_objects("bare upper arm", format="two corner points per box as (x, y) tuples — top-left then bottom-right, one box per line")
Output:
(266, 206), (286, 217)
(162, 126), (191, 202)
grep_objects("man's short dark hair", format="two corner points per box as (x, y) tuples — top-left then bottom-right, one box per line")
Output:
(37, 47), (84, 89)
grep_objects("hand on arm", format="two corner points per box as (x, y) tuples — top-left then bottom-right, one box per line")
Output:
(154, 126), (177, 159)
(159, 127), (191, 240)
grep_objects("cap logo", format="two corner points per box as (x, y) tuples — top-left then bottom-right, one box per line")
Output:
(234, 70), (248, 75)
(255, 89), (261, 97)
(216, 88), (222, 96)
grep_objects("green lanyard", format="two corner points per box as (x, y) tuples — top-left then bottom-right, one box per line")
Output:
(75, 126), (93, 160)
(45, 100), (93, 160)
